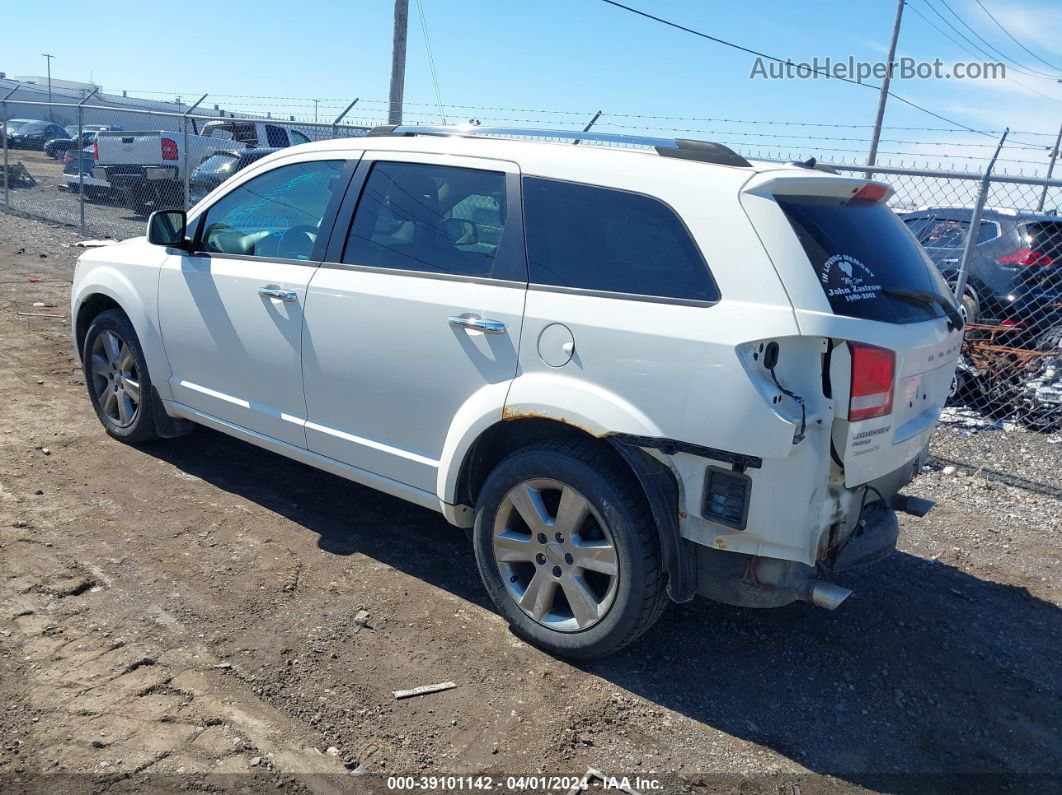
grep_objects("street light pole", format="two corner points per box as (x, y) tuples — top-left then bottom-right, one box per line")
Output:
(867, 0), (904, 167)
(41, 53), (55, 121)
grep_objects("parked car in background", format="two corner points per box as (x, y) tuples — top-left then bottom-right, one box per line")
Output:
(3, 119), (38, 144)
(5, 120), (68, 150)
(71, 126), (960, 658)
(63, 146), (117, 203)
(45, 125), (121, 159)
(93, 120), (310, 215)
(901, 207), (1062, 324)
(188, 147), (280, 205)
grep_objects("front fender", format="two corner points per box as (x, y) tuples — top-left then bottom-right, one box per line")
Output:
(71, 260), (170, 400)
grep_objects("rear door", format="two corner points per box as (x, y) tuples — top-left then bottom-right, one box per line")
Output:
(902, 212), (1011, 301)
(743, 173), (963, 486)
(301, 153), (526, 494)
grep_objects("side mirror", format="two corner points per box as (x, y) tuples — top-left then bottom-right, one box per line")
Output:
(147, 210), (188, 248)
(439, 217), (479, 245)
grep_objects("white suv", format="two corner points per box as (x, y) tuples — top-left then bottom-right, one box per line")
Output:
(70, 126), (961, 658)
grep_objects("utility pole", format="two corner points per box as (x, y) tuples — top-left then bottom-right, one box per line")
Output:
(867, 0), (904, 167)
(41, 53), (55, 121)
(1036, 120), (1062, 212)
(388, 0), (409, 125)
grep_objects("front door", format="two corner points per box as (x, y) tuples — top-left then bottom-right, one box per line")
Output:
(301, 153), (526, 493)
(158, 157), (349, 446)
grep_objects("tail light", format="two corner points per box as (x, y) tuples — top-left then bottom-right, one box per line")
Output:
(161, 138), (178, 161)
(63, 152), (73, 165)
(998, 249), (1054, 266)
(92, 139), (99, 161)
(848, 183), (888, 205)
(847, 342), (895, 422)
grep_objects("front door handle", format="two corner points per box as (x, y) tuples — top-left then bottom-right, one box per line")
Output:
(448, 315), (506, 334)
(259, 286), (297, 303)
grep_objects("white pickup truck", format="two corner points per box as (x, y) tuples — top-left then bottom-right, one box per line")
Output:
(93, 120), (312, 214)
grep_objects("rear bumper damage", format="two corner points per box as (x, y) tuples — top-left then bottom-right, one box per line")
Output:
(694, 495), (919, 610)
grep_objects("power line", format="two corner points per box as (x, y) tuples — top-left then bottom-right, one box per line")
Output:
(931, 0), (1060, 79)
(415, 0), (446, 124)
(596, 0), (1048, 148)
(973, 0), (1062, 74)
(895, 1), (1062, 106)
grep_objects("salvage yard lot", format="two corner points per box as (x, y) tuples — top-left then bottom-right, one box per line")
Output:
(0, 212), (1060, 792)
(4, 149), (144, 241)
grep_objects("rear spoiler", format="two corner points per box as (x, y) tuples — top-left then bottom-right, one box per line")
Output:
(741, 171), (894, 205)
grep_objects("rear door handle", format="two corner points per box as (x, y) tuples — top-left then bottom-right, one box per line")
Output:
(259, 286), (297, 302)
(448, 315), (506, 334)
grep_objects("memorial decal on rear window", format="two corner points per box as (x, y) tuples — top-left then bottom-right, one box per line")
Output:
(819, 253), (882, 305)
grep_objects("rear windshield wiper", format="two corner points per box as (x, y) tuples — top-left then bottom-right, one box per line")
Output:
(882, 287), (963, 331)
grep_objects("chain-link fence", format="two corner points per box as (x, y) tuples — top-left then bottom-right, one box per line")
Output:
(3, 96), (1061, 474)
(826, 163), (1062, 441)
(1, 97), (371, 241)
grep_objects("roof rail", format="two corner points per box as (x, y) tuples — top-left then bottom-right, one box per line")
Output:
(365, 125), (752, 168)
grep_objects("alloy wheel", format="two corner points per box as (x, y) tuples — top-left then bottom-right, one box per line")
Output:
(89, 330), (141, 428)
(492, 479), (619, 632)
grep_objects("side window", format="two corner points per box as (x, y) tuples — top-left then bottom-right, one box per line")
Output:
(199, 160), (345, 260)
(522, 177), (718, 302)
(290, 129), (311, 145)
(264, 124), (289, 148)
(342, 161), (509, 278)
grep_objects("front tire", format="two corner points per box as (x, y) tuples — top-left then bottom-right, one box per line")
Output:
(472, 441), (666, 659)
(82, 310), (159, 443)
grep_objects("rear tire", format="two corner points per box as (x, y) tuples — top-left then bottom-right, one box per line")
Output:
(82, 310), (159, 444)
(472, 441), (666, 659)
(950, 283), (979, 325)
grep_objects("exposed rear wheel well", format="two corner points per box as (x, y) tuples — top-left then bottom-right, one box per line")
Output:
(456, 419), (630, 508)
(456, 417), (691, 603)
(75, 294), (124, 357)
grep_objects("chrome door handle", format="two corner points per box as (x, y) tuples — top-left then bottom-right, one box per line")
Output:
(448, 315), (506, 334)
(258, 286), (297, 302)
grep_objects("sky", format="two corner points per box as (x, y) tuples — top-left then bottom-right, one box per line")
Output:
(8, 0), (1062, 172)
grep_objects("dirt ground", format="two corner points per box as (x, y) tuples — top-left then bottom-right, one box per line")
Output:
(0, 211), (1060, 794)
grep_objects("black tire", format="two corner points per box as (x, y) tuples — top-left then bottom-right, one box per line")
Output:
(947, 282), (979, 325)
(959, 289), (978, 325)
(82, 309), (159, 443)
(472, 440), (666, 659)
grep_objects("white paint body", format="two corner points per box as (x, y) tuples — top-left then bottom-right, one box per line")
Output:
(71, 133), (958, 569)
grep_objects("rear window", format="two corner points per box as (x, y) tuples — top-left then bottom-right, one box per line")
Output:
(196, 153), (240, 175)
(779, 195), (954, 324)
(903, 216), (997, 247)
(523, 177), (718, 302)
(1020, 222), (1062, 261)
